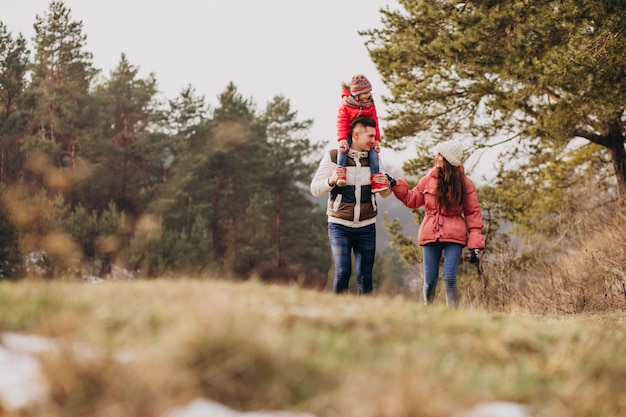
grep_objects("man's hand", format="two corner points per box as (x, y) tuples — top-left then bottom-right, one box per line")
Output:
(329, 166), (346, 186)
(338, 139), (349, 153)
(371, 173), (390, 186)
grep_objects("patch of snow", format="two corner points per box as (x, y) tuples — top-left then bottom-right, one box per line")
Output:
(166, 399), (238, 417)
(165, 398), (319, 417)
(107, 264), (138, 280)
(83, 275), (105, 283)
(2, 332), (59, 355)
(458, 401), (530, 417)
(0, 332), (529, 417)
(0, 346), (49, 411)
(24, 250), (49, 276)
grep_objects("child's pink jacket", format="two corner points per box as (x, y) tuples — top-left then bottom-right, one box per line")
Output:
(336, 86), (381, 142)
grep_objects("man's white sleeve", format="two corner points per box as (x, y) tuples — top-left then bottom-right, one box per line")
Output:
(310, 152), (335, 197)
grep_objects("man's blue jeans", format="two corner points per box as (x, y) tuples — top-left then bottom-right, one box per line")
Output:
(328, 223), (376, 294)
(422, 242), (463, 308)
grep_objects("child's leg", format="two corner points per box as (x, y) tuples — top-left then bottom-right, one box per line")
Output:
(336, 136), (351, 187)
(337, 135), (352, 168)
(369, 144), (387, 193)
(368, 147), (380, 175)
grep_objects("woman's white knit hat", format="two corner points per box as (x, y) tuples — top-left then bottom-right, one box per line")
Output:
(435, 140), (464, 167)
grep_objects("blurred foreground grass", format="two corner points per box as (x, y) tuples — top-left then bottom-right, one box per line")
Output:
(1, 278), (625, 417)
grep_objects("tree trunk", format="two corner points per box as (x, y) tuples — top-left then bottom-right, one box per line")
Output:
(274, 189), (283, 268)
(575, 122), (626, 198)
(607, 123), (626, 198)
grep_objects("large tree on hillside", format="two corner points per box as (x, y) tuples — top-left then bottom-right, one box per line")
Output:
(89, 53), (160, 214)
(167, 85), (208, 142)
(206, 83), (264, 264)
(155, 86), (210, 228)
(0, 191), (20, 278)
(152, 86), (330, 279)
(127, 86), (212, 276)
(258, 96), (328, 274)
(159, 83), (266, 270)
(0, 23), (30, 184)
(26, 1), (97, 168)
(365, 1), (626, 198)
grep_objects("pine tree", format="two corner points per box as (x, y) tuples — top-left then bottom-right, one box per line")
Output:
(144, 88), (214, 274)
(26, 1), (97, 169)
(146, 83), (262, 273)
(207, 83), (266, 268)
(365, 1), (626, 190)
(258, 95), (328, 277)
(0, 184), (20, 278)
(0, 23), (30, 184)
(89, 53), (160, 214)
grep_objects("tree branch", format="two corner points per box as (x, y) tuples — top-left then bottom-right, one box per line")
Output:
(573, 128), (610, 147)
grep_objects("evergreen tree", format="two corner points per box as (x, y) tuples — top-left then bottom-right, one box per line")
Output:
(167, 84), (209, 141)
(0, 185), (20, 278)
(163, 85), (209, 181)
(25, 0), (97, 169)
(144, 83), (263, 274)
(208, 83), (267, 270)
(150, 86), (331, 280)
(63, 201), (129, 276)
(89, 53), (160, 214)
(0, 2), (340, 280)
(0, 23), (30, 184)
(144, 88), (214, 274)
(155, 87), (210, 227)
(364, 0), (626, 236)
(258, 96), (329, 278)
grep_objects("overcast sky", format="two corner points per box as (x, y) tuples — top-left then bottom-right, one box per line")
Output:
(2, 0), (413, 166)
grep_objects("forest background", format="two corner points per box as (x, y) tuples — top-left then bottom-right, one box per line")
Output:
(1, 0), (626, 314)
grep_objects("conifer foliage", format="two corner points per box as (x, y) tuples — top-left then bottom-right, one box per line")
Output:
(364, 0), (626, 231)
(0, 1), (329, 282)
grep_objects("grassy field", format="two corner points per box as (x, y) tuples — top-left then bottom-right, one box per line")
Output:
(1, 278), (625, 417)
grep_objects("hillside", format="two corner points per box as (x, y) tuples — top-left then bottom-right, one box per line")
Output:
(1, 279), (624, 417)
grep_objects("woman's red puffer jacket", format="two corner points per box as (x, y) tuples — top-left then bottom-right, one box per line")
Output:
(392, 166), (485, 249)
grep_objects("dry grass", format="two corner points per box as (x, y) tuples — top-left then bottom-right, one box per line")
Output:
(531, 209), (626, 313)
(1, 278), (626, 417)
(457, 198), (626, 315)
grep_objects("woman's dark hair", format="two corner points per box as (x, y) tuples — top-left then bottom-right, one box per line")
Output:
(436, 159), (465, 210)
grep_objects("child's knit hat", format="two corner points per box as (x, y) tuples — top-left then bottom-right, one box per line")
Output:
(349, 75), (372, 96)
(435, 140), (464, 167)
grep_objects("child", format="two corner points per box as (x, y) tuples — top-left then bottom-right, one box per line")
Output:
(336, 74), (387, 192)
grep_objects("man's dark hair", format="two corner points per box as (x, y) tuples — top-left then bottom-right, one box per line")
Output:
(351, 115), (376, 131)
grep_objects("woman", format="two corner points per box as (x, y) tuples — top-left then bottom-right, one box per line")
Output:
(389, 140), (485, 308)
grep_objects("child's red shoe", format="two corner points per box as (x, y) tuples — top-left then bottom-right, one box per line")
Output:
(371, 175), (388, 193)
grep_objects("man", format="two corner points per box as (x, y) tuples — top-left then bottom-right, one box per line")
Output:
(310, 115), (392, 294)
